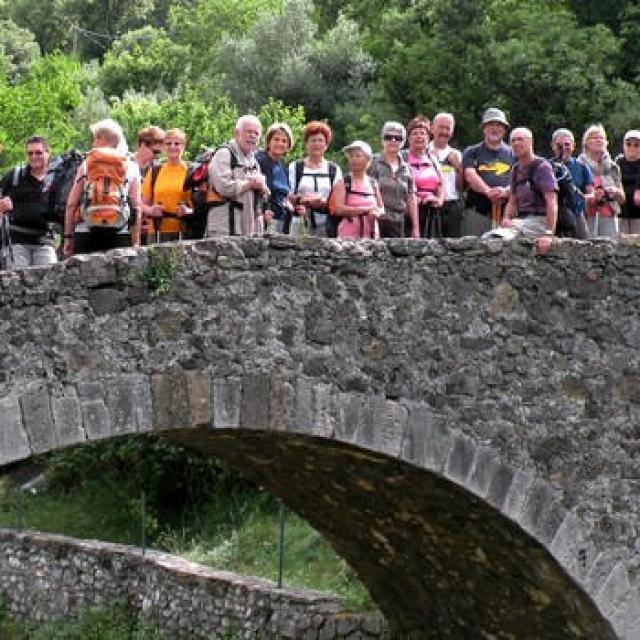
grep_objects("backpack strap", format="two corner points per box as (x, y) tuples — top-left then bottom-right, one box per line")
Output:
(150, 162), (163, 204)
(294, 159), (305, 193)
(12, 165), (24, 189)
(328, 161), (337, 186)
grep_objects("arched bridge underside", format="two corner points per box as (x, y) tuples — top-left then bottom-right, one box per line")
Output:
(1, 236), (640, 638)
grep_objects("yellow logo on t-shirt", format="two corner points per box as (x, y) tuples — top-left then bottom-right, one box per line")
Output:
(478, 161), (512, 176)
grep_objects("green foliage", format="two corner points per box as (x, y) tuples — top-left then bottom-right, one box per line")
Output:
(0, 55), (85, 166)
(0, 20), (40, 84)
(218, 0), (374, 142)
(100, 26), (190, 97)
(0, 602), (162, 639)
(138, 247), (178, 295)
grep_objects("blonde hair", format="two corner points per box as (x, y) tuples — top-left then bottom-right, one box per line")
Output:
(164, 128), (187, 144)
(582, 124), (607, 152)
(90, 118), (126, 152)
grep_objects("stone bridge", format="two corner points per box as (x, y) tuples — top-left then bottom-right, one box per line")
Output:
(1, 236), (639, 639)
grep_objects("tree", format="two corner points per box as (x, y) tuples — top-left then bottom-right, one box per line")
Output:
(99, 26), (190, 97)
(0, 55), (85, 165)
(0, 20), (40, 83)
(218, 0), (374, 142)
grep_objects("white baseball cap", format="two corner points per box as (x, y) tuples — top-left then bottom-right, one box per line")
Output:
(624, 129), (640, 142)
(342, 140), (373, 158)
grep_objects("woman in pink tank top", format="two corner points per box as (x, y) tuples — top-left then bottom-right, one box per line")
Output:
(404, 116), (444, 237)
(331, 140), (384, 239)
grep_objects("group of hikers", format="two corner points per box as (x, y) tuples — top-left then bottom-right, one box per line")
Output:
(1, 106), (639, 268)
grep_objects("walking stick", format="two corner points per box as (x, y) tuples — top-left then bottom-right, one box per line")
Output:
(491, 201), (501, 229)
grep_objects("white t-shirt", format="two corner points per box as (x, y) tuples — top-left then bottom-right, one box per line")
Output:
(428, 143), (461, 202)
(288, 159), (343, 201)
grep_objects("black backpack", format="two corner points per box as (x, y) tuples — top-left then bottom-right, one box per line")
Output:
(183, 144), (242, 238)
(516, 158), (577, 238)
(292, 159), (339, 237)
(44, 150), (85, 224)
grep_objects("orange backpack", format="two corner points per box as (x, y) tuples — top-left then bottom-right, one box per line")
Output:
(81, 148), (130, 229)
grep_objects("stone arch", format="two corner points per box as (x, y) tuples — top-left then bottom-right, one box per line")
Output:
(2, 372), (636, 639)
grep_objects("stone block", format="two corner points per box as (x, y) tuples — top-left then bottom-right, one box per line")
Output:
(20, 388), (56, 454)
(131, 376), (153, 433)
(268, 375), (296, 432)
(80, 400), (111, 441)
(610, 590), (640, 640)
(485, 463), (514, 510)
(399, 402), (436, 466)
(594, 561), (631, 619)
(212, 378), (241, 428)
(467, 447), (499, 498)
(501, 469), (534, 522)
(0, 394), (30, 465)
(184, 371), (212, 427)
(334, 392), (364, 444)
(375, 401), (408, 457)
(294, 378), (334, 438)
(354, 395), (386, 452)
(151, 373), (190, 431)
(549, 511), (593, 584)
(423, 419), (454, 474)
(516, 480), (556, 538)
(585, 551), (623, 596)
(105, 379), (138, 436)
(240, 373), (270, 430)
(52, 395), (86, 448)
(445, 435), (476, 484)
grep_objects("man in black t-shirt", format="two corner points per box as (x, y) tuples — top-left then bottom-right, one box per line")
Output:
(0, 136), (58, 268)
(616, 129), (640, 235)
(461, 107), (515, 236)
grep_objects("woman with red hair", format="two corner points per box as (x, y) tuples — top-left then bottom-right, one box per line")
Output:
(288, 121), (342, 237)
(402, 116), (444, 237)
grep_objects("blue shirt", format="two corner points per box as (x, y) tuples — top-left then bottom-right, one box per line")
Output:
(270, 162), (290, 220)
(564, 157), (593, 215)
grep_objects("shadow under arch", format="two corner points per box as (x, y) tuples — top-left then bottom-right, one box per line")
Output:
(167, 427), (617, 640)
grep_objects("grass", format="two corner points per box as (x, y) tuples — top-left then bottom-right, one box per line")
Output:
(0, 474), (374, 613)
(0, 601), (162, 639)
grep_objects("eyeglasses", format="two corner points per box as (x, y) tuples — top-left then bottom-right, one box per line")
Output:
(165, 141), (184, 147)
(27, 150), (44, 156)
(556, 142), (573, 148)
(383, 134), (404, 142)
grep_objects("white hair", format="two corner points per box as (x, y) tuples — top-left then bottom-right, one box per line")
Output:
(90, 118), (128, 154)
(551, 128), (574, 145)
(433, 112), (455, 126)
(235, 115), (262, 132)
(510, 127), (533, 141)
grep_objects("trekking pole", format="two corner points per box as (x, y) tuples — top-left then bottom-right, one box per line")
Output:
(141, 490), (146, 556)
(277, 500), (286, 588)
(15, 488), (22, 530)
(491, 202), (501, 229)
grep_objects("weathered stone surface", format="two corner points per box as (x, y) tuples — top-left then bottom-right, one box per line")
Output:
(0, 237), (637, 639)
(0, 529), (385, 640)
(19, 388), (56, 454)
(0, 394), (30, 465)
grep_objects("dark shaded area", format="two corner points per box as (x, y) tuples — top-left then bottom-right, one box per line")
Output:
(169, 428), (617, 640)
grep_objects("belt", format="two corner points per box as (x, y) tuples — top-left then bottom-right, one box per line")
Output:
(519, 211), (546, 218)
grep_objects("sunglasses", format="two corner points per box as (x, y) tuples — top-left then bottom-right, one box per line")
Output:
(383, 134), (404, 142)
(27, 150), (44, 156)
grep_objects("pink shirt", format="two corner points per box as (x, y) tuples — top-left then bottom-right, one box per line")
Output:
(337, 176), (378, 239)
(407, 151), (440, 198)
